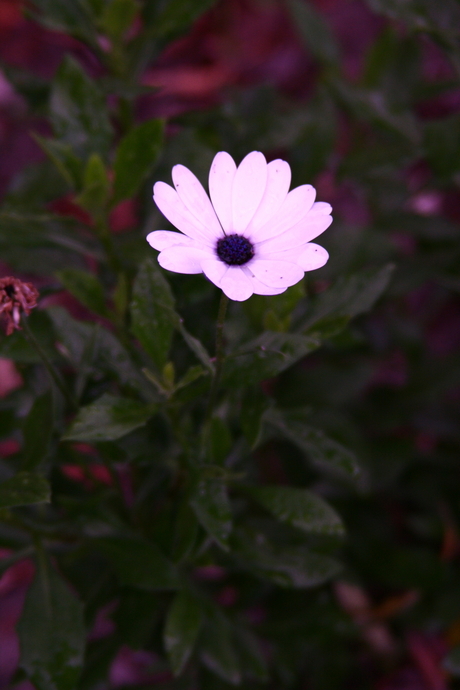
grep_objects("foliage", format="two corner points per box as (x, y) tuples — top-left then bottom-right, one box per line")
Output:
(0, 0), (460, 689)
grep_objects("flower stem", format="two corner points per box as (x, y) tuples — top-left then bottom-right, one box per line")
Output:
(21, 316), (78, 410)
(201, 292), (229, 458)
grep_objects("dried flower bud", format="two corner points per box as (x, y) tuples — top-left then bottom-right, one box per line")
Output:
(0, 277), (39, 336)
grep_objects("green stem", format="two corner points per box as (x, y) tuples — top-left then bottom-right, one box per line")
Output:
(201, 292), (229, 458)
(21, 316), (78, 410)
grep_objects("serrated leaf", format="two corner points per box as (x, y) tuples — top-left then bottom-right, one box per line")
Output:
(190, 477), (232, 550)
(222, 332), (320, 388)
(0, 472), (50, 508)
(32, 135), (83, 189)
(130, 258), (179, 370)
(95, 535), (180, 590)
(56, 268), (108, 317)
(265, 409), (362, 483)
(178, 324), (215, 373)
(113, 119), (164, 201)
(63, 393), (154, 442)
(50, 56), (113, 161)
(164, 590), (203, 675)
(18, 555), (85, 690)
(246, 485), (345, 536)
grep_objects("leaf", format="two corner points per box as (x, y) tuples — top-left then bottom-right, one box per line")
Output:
(63, 393), (154, 442)
(200, 610), (241, 685)
(22, 389), (54, 471)
(234, 530), (342, 588)
(264, 409), (362, 483)
(246, 485), (345, 537)
(76, 153), (110, 212)
(240, 387), (270, 448)
(146, 0), (219, 39)
(190, 477), (232, 550)
(56, 268), (108, 317)
(113, 119), (164, 202)
(130, 258), (179, 370)
(95, 535), (180, 590)
(164, 590), (203, 675)
(0, 472), (50, 508)
(296, 264), (395, 333)
(18, 555), (85, 690)
(286, 0), (340, 65)
(222, 332), (320, 388)
(28, 0), (97, 44)
(50, 56), (113, 161)
(100, 0), (139, 40)
(178, 324), (215, 373)
(234, 628), (268, 682)
(32, 135), (83, 189)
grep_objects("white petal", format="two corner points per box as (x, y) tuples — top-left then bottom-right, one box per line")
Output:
(297, 243), (329, 271)
(310, 201), (332, 216)
(249, 259), (305, 288)
(200, 258), (227, 287)
(257, 214), (332, 254)
(221, 266), (254, 301)
(172, 164), (224, 238)
(246, 159), (291, 235)
(147, 230), (194, 250)
(209, 152), (237, 233)
(254, 184), (317, 242)
(158, 246), (210, 274)
(153, 181), (215, 246)
(241, 268), (287, 295)
(232, 151), (267, 233)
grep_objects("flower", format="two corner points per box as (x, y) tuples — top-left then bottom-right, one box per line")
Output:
(0, 276), (39, 335)
(147, 151), (332, 301)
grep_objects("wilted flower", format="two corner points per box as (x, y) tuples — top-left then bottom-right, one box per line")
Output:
(147, 151), (332, 301)
(0, 277), (39, 336)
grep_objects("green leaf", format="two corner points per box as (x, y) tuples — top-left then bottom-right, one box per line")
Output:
(22, 390), (54, 471)
(246, 485), (345, 537)
(100, 0), (139, 40)
(424, 114), (460, 181)
(296, 264), (395, 333)
(95, 535), (180, 589)
(208, 417), (232, 466)
(234, 628), (268, 682)
(190, 477), (232, 550)
(240, 387), (270, 448)
(200, 610), (241, 685)
(164, 590), (203, 675)
(113, 119), (164, 201)
(265, 409), (362, 483)
(234, 530), (342, 588)
(130, 258), (179, 370)
(76, 153), (110, 212)
(18, 554), (85, 690)
(179, 324), (215, 373)
(0, 472), (50, 508)
(50, 56), (113, 161)
(63, 393), (154, 442)
(286, 0), (340, 65)
(146, 0), (219, 39)
(56, 268), (108, 317)
(28, 0), (97, 44)
(222, 332), (320, 388)
(32, 135), (83, 189)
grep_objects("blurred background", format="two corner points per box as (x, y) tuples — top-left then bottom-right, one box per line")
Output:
(1, 0), (460, 689)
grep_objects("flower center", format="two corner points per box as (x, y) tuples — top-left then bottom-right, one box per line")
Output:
(216, 234), (254, 266)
